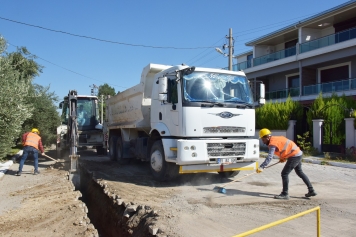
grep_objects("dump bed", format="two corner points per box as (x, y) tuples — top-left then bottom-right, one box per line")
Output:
(106, 64), (171, 130)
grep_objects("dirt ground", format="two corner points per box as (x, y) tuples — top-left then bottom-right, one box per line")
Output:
(0, 151), (98, 237)
(79, 150), (356, 237)
(1, 148), (356, 237)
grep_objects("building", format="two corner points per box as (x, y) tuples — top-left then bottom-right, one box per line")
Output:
(234, 0), (356, 106)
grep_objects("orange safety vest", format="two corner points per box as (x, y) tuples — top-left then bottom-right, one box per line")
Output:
(268, 136), (301, 159)
(24, 132), (41, 150)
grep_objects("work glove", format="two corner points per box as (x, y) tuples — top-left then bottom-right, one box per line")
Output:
(41, 152), (45, 156)
(256, 167), (264, 173)
(279, 157), (286, 163)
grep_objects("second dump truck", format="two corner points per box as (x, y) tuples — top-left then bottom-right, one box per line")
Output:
(105, 63), (264, 181)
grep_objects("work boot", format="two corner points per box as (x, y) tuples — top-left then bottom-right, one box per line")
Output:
(305, 190), (317, 197)
(16, 171), (22, 176)
(34, 170), (40, 175)
(274, 193), (289, 200)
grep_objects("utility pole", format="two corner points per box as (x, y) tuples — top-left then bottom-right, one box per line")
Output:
(89, 84), (98, 96)
(101, 94), (103, 124)
(228, 28), (233, 71)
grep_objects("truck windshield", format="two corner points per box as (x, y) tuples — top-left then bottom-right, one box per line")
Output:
(183, 72), (253, 104)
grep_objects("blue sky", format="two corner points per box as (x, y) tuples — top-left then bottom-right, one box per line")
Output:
(0, 0), (348, 102)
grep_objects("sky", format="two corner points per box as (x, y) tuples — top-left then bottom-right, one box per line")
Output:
(0, 0), (349, 103)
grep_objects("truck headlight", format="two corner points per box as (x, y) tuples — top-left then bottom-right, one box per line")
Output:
(190, 145), (196, 150)
(184, 146), (189, 150)
(192, 152), (197, 157)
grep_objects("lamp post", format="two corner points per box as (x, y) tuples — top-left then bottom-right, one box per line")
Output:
(215, 28), (234, 70)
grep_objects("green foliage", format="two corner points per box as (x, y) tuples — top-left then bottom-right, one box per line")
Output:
(21, 84), (60, 146)
(256, 96), (302, 130)
(0, 36), (60, 159)
(306, 93), (356, 145)
(297, 131), (319, 156)
(0, 37), (34, 158)
(98, 83), (116, 97)
(98, 83), (116, 122)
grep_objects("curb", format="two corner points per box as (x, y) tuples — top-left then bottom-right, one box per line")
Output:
(0, 160), (14, 180)
(303, 158), (356, 169)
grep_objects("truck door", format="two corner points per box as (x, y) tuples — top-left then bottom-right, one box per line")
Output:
(161, 78), (180, 134)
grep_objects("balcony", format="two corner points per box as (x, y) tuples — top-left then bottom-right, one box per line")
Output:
(265, 78), (356, 100)
(303, 78), (356, 95)
(266, 87), (300, 100)
(300, 27), (356, 53)
(232, 60), (252, 71)
(253, 46), (296, 67)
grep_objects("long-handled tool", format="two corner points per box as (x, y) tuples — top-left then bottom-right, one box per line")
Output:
(42, 153), (60, 163)
(213, 161), (280, 194)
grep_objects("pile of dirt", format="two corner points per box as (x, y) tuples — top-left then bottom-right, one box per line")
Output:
(0, 164), (99, 237)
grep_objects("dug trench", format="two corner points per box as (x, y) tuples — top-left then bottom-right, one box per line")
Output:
(78, 165), (160, 237)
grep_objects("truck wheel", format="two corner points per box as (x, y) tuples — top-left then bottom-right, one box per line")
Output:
(150, 140), (178, 181)
(109, 136), (117, 161)
(116, 137), (130, 165)
(217, 171), (240, 178)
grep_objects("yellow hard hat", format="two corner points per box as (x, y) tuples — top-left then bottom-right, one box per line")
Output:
(31, 128), (40, 135)
(259, 128), (271, 138)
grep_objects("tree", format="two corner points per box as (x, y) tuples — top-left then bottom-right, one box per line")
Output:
(98, 83), (116, 97)
(98, 83), (116, 122)
(21, 84), (60, 146)
(0, 37), (36, 158)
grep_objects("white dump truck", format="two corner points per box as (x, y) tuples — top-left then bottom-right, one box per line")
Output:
(105, 63), (265, 181)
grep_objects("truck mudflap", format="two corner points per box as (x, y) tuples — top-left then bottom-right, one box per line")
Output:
(178, 161), (258, 174)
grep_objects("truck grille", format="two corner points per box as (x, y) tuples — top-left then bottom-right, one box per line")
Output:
(207, 142), (246, 157)
(203, 126), (245, 133)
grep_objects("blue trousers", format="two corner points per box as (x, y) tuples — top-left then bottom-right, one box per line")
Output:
(281, 155), (313, 194)
(18, 146), (39, 172)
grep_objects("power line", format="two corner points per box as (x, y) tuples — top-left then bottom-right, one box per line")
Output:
(0, 16), (216, 50)
(7, 42), (128, 90)
(189, 12), (318, 67)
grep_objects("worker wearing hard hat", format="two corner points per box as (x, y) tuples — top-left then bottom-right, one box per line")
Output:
(16, 128), (45, 176)
(257, 128), (317, 200)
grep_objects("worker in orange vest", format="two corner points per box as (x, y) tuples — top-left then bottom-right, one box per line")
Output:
(16, 128), (45, 176)
(256, 128), (317, 200)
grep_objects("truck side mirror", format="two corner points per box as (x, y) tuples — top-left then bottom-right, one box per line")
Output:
(259, 83), (265, 104)
(59, 101), (63, 109)
(158, 77), (168, 101)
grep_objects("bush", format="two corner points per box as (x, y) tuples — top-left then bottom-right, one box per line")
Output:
(256, 96), (302, 130)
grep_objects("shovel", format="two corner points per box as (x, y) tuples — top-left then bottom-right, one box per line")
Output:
(42, 153), (62, 163)
(213, 161), (280, 194)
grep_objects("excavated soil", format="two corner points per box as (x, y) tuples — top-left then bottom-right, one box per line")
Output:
(1, 148), (356, 237)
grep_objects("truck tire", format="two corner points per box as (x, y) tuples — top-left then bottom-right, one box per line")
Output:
(109, 136), (117, 161)
(150, 140), (178, 181)
(217, 171), (240, 178)
(116, 137), (130, 165)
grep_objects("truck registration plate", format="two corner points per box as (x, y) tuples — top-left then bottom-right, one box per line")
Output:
(217, 158), (236, 164)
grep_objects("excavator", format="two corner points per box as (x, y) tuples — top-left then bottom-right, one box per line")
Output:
(56, 90), (106, 187)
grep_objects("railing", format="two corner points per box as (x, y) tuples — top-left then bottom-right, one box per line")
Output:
(266, 87), (300, 100)
(303, 78), (356, 96)
(264, 78), (356, 100)
(232, 60), (252, 71)
(300, 27), (356, 53)
(253, 46), (296, 67)
(232, 206), (321, 237)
